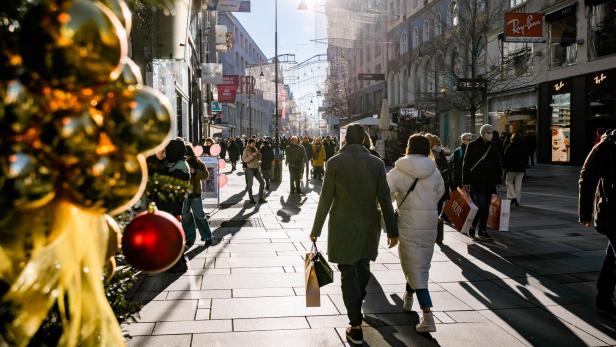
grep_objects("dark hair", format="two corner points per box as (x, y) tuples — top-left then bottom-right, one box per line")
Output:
(406, 134), (430, 156)
(346, 124), (365, 145)
(247, 138), (256, 144)
(510, 132), (522, 143)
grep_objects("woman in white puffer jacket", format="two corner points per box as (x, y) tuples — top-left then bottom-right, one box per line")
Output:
(386, 134), (445, 333)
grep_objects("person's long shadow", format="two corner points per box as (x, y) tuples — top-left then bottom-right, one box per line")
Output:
(276, 194), (307, 223)
(439, 244), (591, 346)
(359, 277), (440, 346)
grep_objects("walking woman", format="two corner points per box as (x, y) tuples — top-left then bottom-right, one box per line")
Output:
(182, 143), (213, 247)
(503, 133), (528, 206)
(386, 134), (445, 333)
(311, 137), (326, 180)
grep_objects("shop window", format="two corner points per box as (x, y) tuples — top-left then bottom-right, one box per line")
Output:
(505, 42), (533, 77)
(587, 0), (616, 59)
(400, 32), (408, 54)
(547, 4), (578, 68)
(550, 92), (571, 163)
(412, 27), (419, 49)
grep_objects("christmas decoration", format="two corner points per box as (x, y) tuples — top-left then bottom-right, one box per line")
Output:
(0, 0), (173, 345)
(121, 203), (184, 272)
(145, 173), (192, 205)
(193, 145), (204, 157)
(218, 158), (226, 169)
(210, 143), (221, 156)
(219, 174), (228, 187)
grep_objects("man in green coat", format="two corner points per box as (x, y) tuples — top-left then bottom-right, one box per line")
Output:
(310, 124), (399, 345)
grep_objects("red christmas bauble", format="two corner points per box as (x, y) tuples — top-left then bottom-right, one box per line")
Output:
(122, 205), (185, 272)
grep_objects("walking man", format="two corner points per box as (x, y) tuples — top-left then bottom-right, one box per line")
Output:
(285, 136), (308, 194)
(310, 124), (399, 345)
(579, 129), (616, 318)
(462, 124), (502, 240)
(242, 138), (266, 204)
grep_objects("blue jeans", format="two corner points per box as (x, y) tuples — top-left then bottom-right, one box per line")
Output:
(182, 196), (212, 243)
(406, 283), (433, 308)
(245, 168), (264, 200)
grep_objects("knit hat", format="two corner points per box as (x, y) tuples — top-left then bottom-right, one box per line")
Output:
(480, 124), (494, 136)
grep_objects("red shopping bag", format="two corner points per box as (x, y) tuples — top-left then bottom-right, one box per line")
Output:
(487, 194), (511, 231)
(444, 188), (479, 234)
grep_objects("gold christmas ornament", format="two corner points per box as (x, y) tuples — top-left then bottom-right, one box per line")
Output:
(111, 57), (143, 89)
(20, 0), (127, 89)
(0, 149), (56, 211)
(97, 0), (132, 34)
(104, 214), (121, 259)
(0, 80), (44, 135)
(63, 153), (147, 214)
(40, 108), (100, 166)
(102, 87), (172, 155)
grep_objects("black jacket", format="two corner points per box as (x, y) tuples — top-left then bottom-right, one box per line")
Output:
(302, 142), (313, 160)
(228, 141), (240, 161)
(286, 143), (307, 169)
(449, 144), (466, 189)
(462, 137), (502, 193)
(503, 141), (528, 172)
(260, 145), (275, 170)
(579, 131), (616, 235)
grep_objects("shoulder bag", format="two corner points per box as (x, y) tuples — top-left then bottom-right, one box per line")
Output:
(394, 178), (419, 221)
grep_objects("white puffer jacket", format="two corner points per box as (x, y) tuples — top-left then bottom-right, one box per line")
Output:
(387, 154), (445, 289)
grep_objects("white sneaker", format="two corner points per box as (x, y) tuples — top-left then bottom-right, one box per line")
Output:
(403, 293), (414, 312)
(416, 312), (436, 333)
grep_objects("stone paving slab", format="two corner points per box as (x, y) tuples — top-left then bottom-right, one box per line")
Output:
(191, 328), (343, 347)
(127, 334), (192, 347)
(152, 319), (232, 335)
(201, 273), (304, 289)
(210, 296), (339, 319)
(233, 317), (310, 331)
(135, 300), (198, 322)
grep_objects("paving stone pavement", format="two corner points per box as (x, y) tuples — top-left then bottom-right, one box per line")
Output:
(124, 163), (616, 346)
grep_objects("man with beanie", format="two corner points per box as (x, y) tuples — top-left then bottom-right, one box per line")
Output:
(310, 124), (399, 345)
(462, 124), (502, 240)
(285, 136), (308, 194)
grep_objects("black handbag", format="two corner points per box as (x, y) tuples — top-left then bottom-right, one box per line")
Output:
(309, 242), (334, 287)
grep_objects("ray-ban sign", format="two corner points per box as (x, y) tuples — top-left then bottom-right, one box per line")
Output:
(504, 13), (544, 42)
(456, 79), (487, 91)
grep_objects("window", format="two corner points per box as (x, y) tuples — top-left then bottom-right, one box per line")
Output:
(548, 4), (578, 67)
(400, 32), (408, 54)
(588, 0), (616, 59)
(423, 20), (430, 42)
(435, 13), (442, 36)
(412, 27), (419, 48)
(505, 42), (533, 76)
(551, 92), (571, 162)
(413, 0), (418, 8)
(448, 1), (459, 27)
(510, 0), (526, 8)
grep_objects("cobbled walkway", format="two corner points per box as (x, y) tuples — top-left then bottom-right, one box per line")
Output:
(123, 163), (616, 347)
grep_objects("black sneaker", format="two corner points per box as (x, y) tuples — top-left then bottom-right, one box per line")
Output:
(468, 228), (476, 238)
(596, 299), (616, 319)
(345, 326), (363, 345)
(249, 199), (256, 204)
(477, 231), (493, 241)
(258, 198), (267, 203)
(204, 239), (212, 248)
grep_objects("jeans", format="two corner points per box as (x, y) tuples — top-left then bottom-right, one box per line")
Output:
(181, 196), (212, 243)
(289, 167), (302, 193)
(338, 259), (371, 326)
(597, 234), (616, 303)
(471, 191), (492, 232)
(405, 283), (433, 309)
(262, 168), (272, 189)
(505, 171), (524, 202)
(245, 168), (264, 200)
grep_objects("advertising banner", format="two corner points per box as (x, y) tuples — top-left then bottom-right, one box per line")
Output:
(200, 156), (219, 200)
(217, 75), (239, 103)
(504, 13), (544, 42)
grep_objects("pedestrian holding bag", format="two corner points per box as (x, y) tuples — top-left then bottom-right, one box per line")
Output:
(487, 193), (511, 231)
(443, 187), (479, 234)
(305, 243), (334, 307)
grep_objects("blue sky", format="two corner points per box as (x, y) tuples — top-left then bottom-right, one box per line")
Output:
(235, 0), (328, 121)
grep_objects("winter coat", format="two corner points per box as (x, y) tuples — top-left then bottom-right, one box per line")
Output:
(285, 144), (307, 170)
(228, 142), (240, 161)
(503, 141), (528, 173)
(311, 144), (398, 265)
(312, 143), (326, 167)
(449, 144), (466, 189)
(242, 146), (261, 169)
(387, 155), (444, 289)
(302, 142), (313, 161)
(260, 145), (275, 170)
(324, 141), (335, 159)
(187, 155), (209, 195)
(579, 130), (616, 235)
(462, 137), (502, 194)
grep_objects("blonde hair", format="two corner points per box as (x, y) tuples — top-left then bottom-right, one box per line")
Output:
(425, 133), (441, 148)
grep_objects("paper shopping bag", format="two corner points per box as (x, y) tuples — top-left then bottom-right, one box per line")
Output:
(487, 194), (511, 231)
(305, 253), (321, 307)
(444, 188), (479, 234)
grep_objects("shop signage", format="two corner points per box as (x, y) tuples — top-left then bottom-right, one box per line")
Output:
(211, 101), (221, 113)
(456, 78), (487, 91)
(545, 3), (577, 23)
(239, 75), (256, 95)
(551, 79), (571, 93)
(358, 73), (385, 81)
(217, 75), (239, 103)
(504, 13), (544, 42)
(208, 0), (251, 12)
(400, 107), (418, 118)
(586, 69), (614, 87)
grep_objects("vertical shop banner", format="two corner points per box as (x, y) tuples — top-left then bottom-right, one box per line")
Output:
(217, 75), (239, 103)
(239, 75), (256, 95)
(200, 156), (219, 200)
(504, 13), (544, 42)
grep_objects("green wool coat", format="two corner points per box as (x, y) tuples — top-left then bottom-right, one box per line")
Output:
(310, 144), (399, 265)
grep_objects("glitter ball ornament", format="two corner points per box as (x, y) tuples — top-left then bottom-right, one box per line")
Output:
(0, 80), (44, 135)
(0, 149), (56, 210)
(102, 87), (172, 155)
(40, 108), (100, 166)
(121, 203), (185, 272)
(97, 0), (132, 34)
(20, 0), (127, 89)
